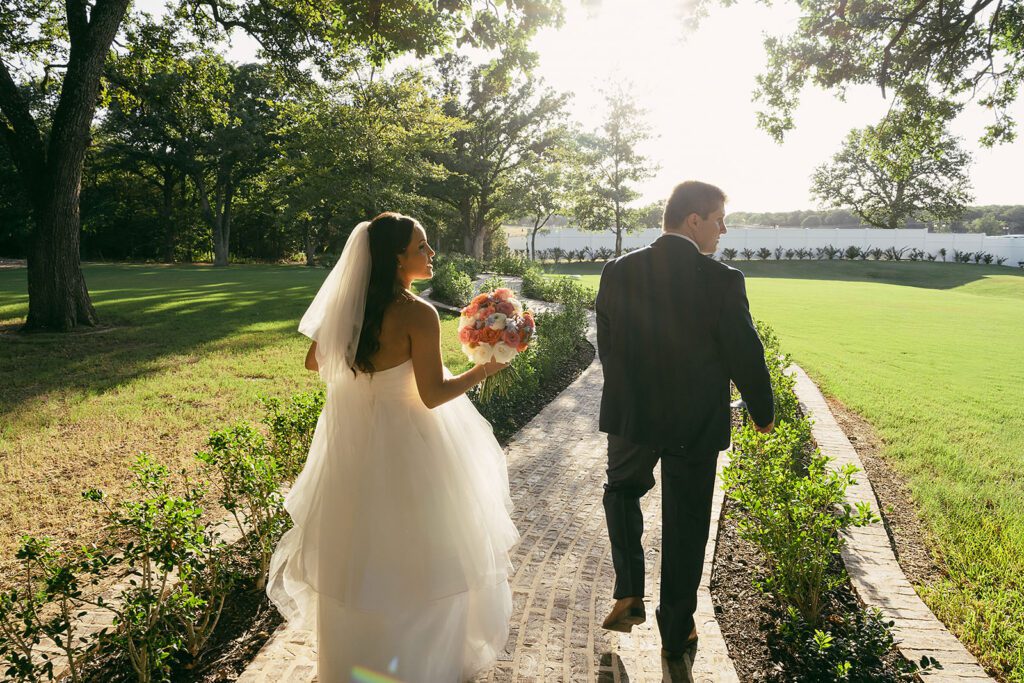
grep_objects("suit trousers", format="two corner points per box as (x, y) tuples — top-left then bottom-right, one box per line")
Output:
(602, 433), (718, 649)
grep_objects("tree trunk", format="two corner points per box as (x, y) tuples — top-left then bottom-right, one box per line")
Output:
(193, 172), (232, 266)
(6, 0), (132, 331)
(161, 170), (175, 263)
(303, 227), (317, 267)
(531, 228), (538, 260)
(25, 188), (98, 331)
(470, 225), (486, 261)
(614, 228), (623, 257)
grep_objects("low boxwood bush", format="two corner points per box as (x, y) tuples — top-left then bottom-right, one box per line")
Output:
(429, 260), (473, 307)
(487, 252), (530, 276)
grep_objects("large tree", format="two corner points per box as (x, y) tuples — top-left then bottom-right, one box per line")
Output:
(570, 85), (659, 256)
(429, 55), (570, 260)
(268, 68), (458, 265)
(697, 0), (1024, 146)
(100, 22), (228, 263)
(811, 101), (973, 229)
(0, 0), (561, 331)
(506, 138), (575, 260)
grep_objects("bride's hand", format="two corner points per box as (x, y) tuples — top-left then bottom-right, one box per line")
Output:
(480, 360), (508, 378)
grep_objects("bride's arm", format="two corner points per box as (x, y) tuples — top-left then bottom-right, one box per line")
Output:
(305, 342), (319, 371)
(408, 301), (500, 409)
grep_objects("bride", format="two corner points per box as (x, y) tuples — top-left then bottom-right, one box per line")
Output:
(266, 212), (519, 682)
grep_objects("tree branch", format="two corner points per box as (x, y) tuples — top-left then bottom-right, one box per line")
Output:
(0, 59), (47, 188)
(67, 0), (90, 45)
(879, 0), (930, 96)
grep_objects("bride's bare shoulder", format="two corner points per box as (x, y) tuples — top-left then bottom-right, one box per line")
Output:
(390, 294), (439, 329)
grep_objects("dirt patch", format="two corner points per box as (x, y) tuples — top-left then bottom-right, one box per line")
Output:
(823, 396), (942, 588)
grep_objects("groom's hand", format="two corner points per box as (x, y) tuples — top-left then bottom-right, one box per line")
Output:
(754, 420), (774, 434)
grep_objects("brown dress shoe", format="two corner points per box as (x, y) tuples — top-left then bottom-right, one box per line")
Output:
(601, 597), (646, 633)
(661, 628), (699, 661)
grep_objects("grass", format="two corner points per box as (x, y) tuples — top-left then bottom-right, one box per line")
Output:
(0, 264), (464, 571)
(548, 258), (1024, 679)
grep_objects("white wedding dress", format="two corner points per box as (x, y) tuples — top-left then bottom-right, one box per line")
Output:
(266, 356), (519, 682)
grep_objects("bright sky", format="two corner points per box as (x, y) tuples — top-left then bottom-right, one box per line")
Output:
(155, 0), (1024, 213)
(531, 0), (1024, 212)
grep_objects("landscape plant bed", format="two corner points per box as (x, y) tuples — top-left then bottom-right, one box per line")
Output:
(712, 483), (915, 682)
(709, 323), (937, 682)
(77, 557), (284, 683)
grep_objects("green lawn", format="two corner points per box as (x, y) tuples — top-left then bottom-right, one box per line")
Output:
(0, 264), (463, 570)
(550, 258), (1024, 679)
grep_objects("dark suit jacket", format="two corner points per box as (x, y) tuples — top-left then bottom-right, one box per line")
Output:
(596, 234), (774, 452)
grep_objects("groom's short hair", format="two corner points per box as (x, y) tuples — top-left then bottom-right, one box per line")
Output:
(663, 181), (727, 230)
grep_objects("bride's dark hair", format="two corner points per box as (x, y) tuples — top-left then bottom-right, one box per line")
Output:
(354, 212), (418, 374)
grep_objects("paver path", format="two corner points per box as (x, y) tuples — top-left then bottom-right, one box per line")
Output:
(239, 285), (738, 682)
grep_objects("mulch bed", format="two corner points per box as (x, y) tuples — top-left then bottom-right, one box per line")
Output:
(710, 409), (918, 681)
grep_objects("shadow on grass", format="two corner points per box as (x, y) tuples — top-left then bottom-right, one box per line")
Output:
(0, 264), (330, 423)
(547, 259), (1024, 291)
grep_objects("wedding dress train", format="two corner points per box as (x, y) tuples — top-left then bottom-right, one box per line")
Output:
(267, 359), (519, 682)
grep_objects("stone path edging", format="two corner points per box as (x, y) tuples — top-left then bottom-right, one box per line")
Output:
(790, 364), (993, 681)
(239, 277), (739, 681)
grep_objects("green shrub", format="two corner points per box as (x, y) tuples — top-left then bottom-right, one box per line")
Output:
(0, 537), (105, 683)
(433, 253), (482, 279)
(521, 266), (554, 301)
(724, 421), (876, 624)
(195, 426), (288, 591)
(487, 252), (530, 276)
(260, 390), (325, 481)
(84, 456), (227, 683)
(753, 321), (800, 426)
(777, 604), (927, 681)
(429, 261), (473, 307)
(476, 274), (507, 295)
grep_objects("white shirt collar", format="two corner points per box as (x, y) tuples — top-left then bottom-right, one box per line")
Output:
(661, 232), (701, 252)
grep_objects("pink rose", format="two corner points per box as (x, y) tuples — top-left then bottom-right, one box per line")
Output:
(494, 288), (514, 302)
(496, 301), (515, 316)
(503, 329), (522, 347)
(462, 303), (479, 318)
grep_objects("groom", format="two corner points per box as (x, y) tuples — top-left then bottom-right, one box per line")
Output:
(595, 180), (775, 663)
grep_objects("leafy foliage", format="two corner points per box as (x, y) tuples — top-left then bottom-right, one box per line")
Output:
(811, 101), (973, 230)
(569, 83), (660, 256)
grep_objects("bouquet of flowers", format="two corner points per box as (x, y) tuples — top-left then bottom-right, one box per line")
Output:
(458, 287), (536, 402)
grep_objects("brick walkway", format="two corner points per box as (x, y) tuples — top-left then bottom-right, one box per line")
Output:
(791, 365), (993, 681)
(239, 286), (739, 682)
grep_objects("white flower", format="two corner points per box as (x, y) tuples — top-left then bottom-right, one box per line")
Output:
(509, 298), (523, 315)
(472, 343), (495, 364)
(458, 315), (474, 330)
(461, 343), (475, 361)
(492, 341), (517, 363)
(486, 312), (508, 330)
